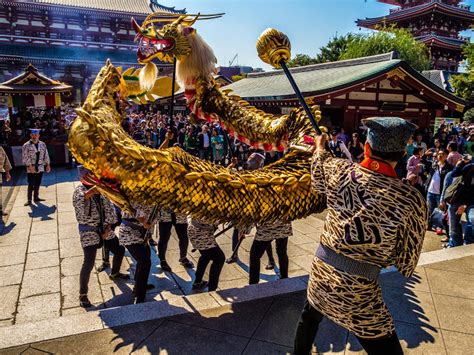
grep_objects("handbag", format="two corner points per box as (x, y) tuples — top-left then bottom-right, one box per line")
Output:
(430, 208), (444, 229)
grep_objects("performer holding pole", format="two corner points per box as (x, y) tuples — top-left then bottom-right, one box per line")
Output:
(294, 118), (426, 354)
(157, 208), (194, 272)
(256, 30), (427, 354)
(187, 217), (225, 291)
(118, 203), (159, 304)
(226, 152), (265, 264)
(73, 167), (128, 308)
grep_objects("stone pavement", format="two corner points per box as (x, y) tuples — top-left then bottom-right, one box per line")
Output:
(2, 253), (473, 354)
(0, 167), (462, 353)
(0, 168), (324, 327)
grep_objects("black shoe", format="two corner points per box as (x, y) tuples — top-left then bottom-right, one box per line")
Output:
(34, 198), (45, 202)
(226, 255), (239, 264)
(179, 257), (194, 269)
(265, 262), (275, 270)
(24, 201), (32, 206)
(109, 272), (130, 280)
(148, 239), (158, 246)
(97, 262), (110, 272)
(192, 280), (209, 289)
(1, 212), (7, 216)
(79, 295), (92, 308)
(160, 260), (172, 272)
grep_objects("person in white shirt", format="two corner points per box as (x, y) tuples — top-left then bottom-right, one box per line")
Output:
(198, 125), (211, 160)
(328, 130), (352, 161)
(426, 149), (452, 227)
(413, 133), (427, 154)
(21, 129), (51, 206)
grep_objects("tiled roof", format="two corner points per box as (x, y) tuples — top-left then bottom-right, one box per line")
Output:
(0, 64), (72, 94)
(0, 43), (140, 66)
(357, 0), (474, 27)
(226, 53), (401, 99)
(422, 70), (454, 92)
(224, 52), (466, 110)
(29, 0), (184, 14)
(416, 34), (467, 49)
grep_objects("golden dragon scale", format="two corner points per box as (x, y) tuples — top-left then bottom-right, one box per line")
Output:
(68, 62), (326, 226)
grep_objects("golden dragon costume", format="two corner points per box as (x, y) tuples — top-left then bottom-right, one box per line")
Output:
(68, 13), (326, 226)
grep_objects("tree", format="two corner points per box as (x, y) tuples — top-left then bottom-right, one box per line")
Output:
(286, 54), (318, 68)
(286, 34), (355, 68)
(339, 25), (431, 71)
(315, 34), (355, 63)
(451, 43), (474, 100)
(463, 107), (474, 123)
(231, 73), (247, 82)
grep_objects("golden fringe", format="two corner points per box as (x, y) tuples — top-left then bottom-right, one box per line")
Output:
(139, 62), (158, 91)
(176, 26), (217, 86)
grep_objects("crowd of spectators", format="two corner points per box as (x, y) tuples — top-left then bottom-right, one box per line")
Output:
(401, 121), (474, 248)
(298, 120), (474, 249)
(4, 103), (474, 250)
(121, 110), (281, 168)
(1, 105), (77, 144)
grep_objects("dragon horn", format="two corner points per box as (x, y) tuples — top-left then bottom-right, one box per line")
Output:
(177, 13), (200, 27)
(131, 18), (141, 34)
(186, 13), (201, 26)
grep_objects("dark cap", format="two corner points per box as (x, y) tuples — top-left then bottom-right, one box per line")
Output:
(362, 117), (417, 153)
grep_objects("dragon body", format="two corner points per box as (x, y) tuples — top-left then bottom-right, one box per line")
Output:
(68, 13), (327, 226)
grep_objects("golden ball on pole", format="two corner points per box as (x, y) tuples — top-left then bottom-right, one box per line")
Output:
(256, 28), (291, 69)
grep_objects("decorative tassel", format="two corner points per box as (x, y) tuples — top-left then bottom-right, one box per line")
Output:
(139, 62), (158, 91)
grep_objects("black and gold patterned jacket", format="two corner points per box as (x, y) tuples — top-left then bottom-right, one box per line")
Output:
(308, 151), (427, 339)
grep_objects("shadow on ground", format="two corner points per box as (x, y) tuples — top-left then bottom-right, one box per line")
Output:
(6, 268), (441, 354)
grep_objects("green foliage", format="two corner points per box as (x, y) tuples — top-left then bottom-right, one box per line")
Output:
(231, 73), (247, 82)
(340, 25), (431, 71)
(286, 34), (355, 68)
(451, 43), (474, 100)
(285, 28), (430, 71)
(464, 107), (474, 123)
(286, 54), (319, 68)
(315, 34), (356, 63)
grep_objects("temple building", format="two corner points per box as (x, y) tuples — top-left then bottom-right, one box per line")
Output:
(357, 0), (474, 72)
(225, 52), (467, 133)
(0, 0), (185, 102)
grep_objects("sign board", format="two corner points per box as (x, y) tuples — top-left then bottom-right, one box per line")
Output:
(434, 117), (460, 132)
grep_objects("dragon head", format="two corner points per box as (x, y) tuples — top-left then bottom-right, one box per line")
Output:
(132, 14), (194, 64)
(133, 13), (224, 85)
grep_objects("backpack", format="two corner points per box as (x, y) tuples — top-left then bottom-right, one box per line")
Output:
(443, 177), (464, 204)
(445, 164), (474, 204)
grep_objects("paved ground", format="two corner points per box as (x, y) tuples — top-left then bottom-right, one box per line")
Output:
(2, 254), (473, 354)
(0, 168), (451, 341)
(0, 168), (325, 327)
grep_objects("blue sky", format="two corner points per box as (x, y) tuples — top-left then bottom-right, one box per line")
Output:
(163, 0), (473, 70)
